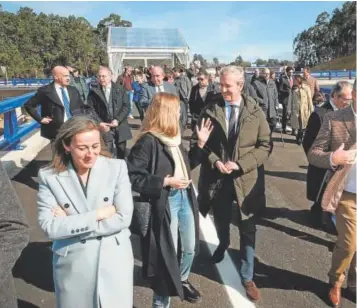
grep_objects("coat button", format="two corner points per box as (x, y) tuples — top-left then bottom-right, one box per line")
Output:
(80, 239), (86, 244)
(76, 229), (79, 233)
(96, 236), (102, 240)
(85, 227), (89, 231)
(71, 230), (75, 234)
(81, 228), (84, 232)
(64, 203), (70, 208)
(104, 197), (109, 202)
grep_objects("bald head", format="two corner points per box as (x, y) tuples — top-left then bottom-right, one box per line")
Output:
(52, 66), (70, 87)
(151, 66), (165, 86)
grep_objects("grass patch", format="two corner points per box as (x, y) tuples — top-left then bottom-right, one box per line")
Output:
(312, 54), (356, 70)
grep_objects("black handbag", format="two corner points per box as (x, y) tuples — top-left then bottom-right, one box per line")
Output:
(130, 138), (157, 237)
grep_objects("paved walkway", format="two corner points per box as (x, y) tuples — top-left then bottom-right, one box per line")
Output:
(10, 117), (355, 308)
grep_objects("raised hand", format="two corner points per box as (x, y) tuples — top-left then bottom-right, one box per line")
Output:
(196, 118), (214, 148)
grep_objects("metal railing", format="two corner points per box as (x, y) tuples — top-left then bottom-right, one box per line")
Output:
(0, 78), (53, 87)
(0, 92), (37, 150)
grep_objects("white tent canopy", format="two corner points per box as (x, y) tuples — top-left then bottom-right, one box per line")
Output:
(107, 27), (190, 81)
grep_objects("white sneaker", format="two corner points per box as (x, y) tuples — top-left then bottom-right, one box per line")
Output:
(128, 114), (134, 119)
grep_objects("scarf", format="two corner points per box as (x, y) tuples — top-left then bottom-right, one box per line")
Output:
(149, 131), (189, 181)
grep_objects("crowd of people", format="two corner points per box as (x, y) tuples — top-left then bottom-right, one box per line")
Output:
(1, 61), (356, 308)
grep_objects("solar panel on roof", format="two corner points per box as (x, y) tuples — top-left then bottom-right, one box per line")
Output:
(109, 28), (188, 48)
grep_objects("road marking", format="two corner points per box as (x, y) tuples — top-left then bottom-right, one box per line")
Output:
(193, 185), (256, 308)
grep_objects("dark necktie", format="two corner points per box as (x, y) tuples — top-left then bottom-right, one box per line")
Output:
(227, 105), (239, 160)
(60, 87), (72, 119)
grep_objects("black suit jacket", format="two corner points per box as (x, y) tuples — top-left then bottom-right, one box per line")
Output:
(24, 82), (85, 140)
(278, 75), (292, 106)
(188, 83), (218, 121)
(87, 82), (132, 143)
(0, 161), (29, 308)
(302, 101), (334, 201)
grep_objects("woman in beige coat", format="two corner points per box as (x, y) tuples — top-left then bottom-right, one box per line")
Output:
(289, 75), (314, 145)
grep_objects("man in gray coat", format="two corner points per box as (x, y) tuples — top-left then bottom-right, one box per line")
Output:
(251, 68), (280, 134)
(139, 66), (187, 129)
(0, 161), (29, 308)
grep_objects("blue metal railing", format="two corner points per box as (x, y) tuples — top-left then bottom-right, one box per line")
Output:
(0, 92), (37, 150)
(0, 78), (53, 86)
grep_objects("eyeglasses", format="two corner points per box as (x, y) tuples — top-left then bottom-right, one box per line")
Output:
(197, 78), (205, 81)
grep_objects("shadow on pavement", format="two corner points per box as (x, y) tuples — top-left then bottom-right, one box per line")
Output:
(256, 218), (334, 251)
(298, 165), (308, 170)
(13, 241), (54, 292)
(17, 299), (40, 308)
(12, 159), (50, 190)
(253, 258), (332, 306)
(264, 170), (306, 182)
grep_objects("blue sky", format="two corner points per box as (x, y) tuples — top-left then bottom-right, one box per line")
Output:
(1, 1), (345, 63)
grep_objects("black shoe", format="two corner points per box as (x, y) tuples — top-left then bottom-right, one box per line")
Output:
(182, 280), (201, 303)
(212, 246), (226, 264)
(282, 129), (287, 134)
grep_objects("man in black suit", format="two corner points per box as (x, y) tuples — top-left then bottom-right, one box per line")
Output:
(278, 66), (294, 133)
(0, 160), (29, 308)
(87, 66), (132, 159)
(24, 66), (85, 141)
(303, 81), (353, 225)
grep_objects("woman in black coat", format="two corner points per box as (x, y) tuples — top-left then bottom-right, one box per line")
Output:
(127, 93), (213, 308)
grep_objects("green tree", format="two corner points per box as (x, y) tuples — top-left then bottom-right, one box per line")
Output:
(293, 2), (356, 67)
(213, 57), (219, 66)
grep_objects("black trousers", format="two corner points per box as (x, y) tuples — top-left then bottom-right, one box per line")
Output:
(134, 100), (144, 121)
(282, 104), (288, 130)
(267, 116), (277, 135)
(211, 178), (257, 252)
(105, 140), (127, 159)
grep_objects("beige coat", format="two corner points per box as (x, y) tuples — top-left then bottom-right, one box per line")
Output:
(290, 85), (314, 130)
(308, 106), (356, 213)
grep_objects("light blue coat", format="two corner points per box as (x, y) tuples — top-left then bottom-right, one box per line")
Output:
(37, 156), (134, 308)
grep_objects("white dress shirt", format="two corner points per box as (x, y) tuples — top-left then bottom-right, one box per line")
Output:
(155, 84), (164, 93)
(225, 98), (242, 132)
(103, 85), (112, 102)
(54, 83), (70, 122)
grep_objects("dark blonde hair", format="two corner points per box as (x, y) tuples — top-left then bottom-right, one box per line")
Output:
(49, 116), (111, 173)
(139, 93), (180, 139)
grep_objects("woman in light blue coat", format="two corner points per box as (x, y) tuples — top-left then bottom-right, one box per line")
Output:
(37, 116), (134, 308)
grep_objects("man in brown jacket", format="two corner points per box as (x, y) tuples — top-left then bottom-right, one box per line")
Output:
(190, 65), (271, 302)
(308, 79), (356, 307)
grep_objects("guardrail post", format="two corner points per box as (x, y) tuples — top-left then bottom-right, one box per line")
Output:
(349, 70), (352, 80)
(4, 110), (20, 150)
(328, 71), (331, 80)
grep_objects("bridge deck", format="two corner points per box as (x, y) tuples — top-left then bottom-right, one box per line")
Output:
(10, 118), (355, 308)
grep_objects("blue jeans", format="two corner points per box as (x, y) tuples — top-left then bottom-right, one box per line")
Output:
(127, 90), (133, 115)
(152, 189), (195, 308)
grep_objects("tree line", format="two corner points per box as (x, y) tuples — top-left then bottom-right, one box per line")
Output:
(0, 5), (132, 77)
(196, 54), (293, 69)
(293, 1), (356, 67)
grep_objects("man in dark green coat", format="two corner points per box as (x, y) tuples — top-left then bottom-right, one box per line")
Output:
(68, 66), (89, 102)
(190, 65), (271, 303)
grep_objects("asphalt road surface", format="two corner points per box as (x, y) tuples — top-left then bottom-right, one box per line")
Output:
(10, 116), (355, 308)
